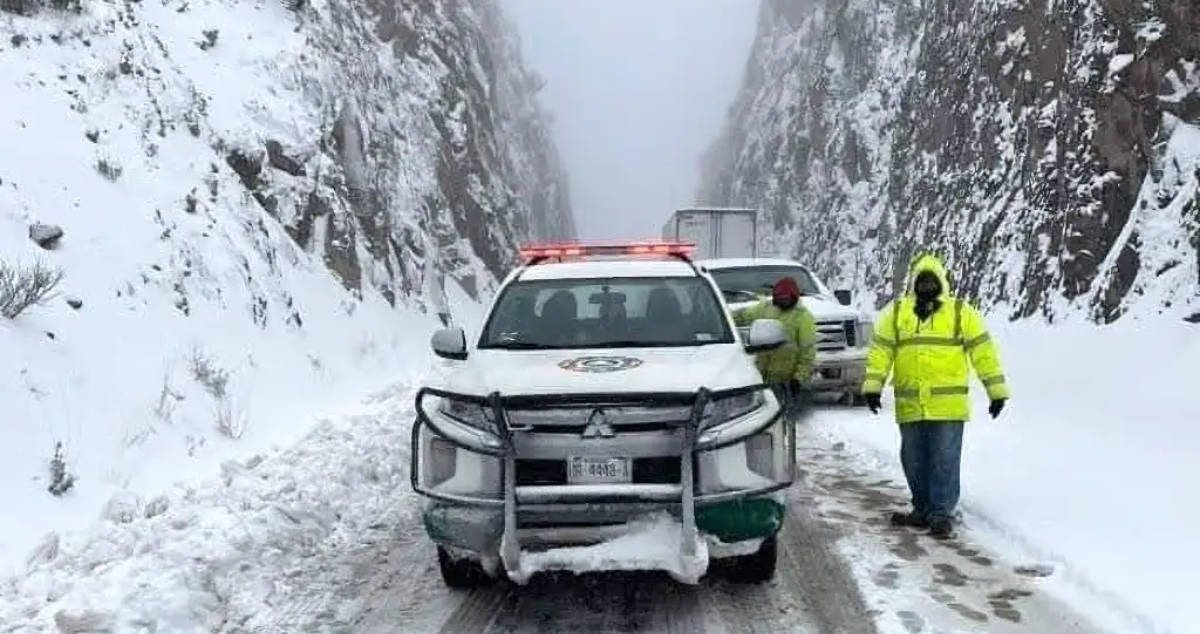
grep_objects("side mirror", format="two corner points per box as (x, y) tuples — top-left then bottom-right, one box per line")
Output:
(834, 289), (852, 306)
(431, 327), (468, 360)
(745, 319), (788, 353)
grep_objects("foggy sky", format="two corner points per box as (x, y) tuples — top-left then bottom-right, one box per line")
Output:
(504, 0), (761, 240)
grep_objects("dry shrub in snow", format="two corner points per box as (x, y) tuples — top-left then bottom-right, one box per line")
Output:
(188, 348), (228, 399)
(0, 259), (63, 318)
(47, 441), (75, 497)
(215, 399), (247, 440)
(95, 157), (123, 181)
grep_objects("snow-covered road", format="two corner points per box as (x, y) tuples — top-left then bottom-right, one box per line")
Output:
(1, 380), (1110, 634)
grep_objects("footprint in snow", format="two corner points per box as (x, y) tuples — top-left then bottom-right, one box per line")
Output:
(1014, 563), (1055, 578)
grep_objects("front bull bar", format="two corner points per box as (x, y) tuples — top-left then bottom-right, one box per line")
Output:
(410, 385), (795, 579)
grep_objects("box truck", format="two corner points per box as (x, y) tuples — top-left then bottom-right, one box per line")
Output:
(661, 208), (758, 259)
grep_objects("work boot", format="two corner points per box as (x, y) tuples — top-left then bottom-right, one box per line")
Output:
(928, 516), (955, 540)
(889, 511), (929, 528)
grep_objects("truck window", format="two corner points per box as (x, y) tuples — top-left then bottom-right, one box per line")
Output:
(480, 277), (734, 349)
(709, 266), (821, 302)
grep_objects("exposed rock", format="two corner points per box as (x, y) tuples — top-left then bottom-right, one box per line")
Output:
(66, 296), (82, 309)
(264, 139), (305, 176)
(29, 223), (64, 249)
(225, 148), (263, 190)
(704, 0), (1200, 322)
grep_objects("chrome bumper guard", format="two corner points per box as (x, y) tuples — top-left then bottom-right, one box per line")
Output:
(410, 386), (794, 578)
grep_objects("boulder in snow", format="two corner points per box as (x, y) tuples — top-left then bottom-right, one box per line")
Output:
(225, 149), (263, 189)
(144, 495), (170, 519)
(66, 296), (83, 310)
(101, 492), (142, 524)
(265, 139), (306, 176)
(26, 532), (60, 567)
(29, 223), (64, 249)
(53, 609), (115, 634)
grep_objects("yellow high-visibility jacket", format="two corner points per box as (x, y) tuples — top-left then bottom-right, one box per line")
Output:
(861, 254), (1010, 423)
(733, 300), (817, 385)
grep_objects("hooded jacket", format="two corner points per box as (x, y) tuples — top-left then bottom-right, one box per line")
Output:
(733, 299), (816, 386)
(861, 254), (1010, 423)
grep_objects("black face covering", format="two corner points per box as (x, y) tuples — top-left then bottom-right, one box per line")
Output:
(773, 295), (798, 310)
(913, 271), (942, 321)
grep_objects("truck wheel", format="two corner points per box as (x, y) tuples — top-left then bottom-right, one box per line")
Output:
(437, 546), (494, 588)
(724, 535), (777, 583)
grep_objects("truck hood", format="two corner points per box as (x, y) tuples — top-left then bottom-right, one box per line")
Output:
(438, 344), (760, 397)
(727, 295), (862, 322)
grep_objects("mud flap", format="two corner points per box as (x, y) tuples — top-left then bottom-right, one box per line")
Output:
(696, 497), (785, 544)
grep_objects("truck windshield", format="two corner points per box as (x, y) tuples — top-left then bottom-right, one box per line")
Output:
(479, 277), (734, 349)
(709, 266), (822, 303)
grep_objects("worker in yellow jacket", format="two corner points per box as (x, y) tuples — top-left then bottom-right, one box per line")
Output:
(861, 253), (1010, 539)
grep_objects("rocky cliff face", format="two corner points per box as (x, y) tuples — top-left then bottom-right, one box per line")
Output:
(703, 0), (1199, 322)
(2, 0), (573, 315)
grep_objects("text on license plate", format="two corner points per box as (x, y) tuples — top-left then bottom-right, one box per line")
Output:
(568, 456), (631, 484)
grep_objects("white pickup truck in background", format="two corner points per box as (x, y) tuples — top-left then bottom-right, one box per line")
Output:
(701, 258), (873, 404)
(663, 208), (872, 402)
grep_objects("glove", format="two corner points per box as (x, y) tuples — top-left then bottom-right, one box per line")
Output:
(989, 398), (1006, 419)
(864, 393), (882, 415)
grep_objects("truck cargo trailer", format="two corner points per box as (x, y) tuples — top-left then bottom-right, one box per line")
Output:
(661, 208), (758, 260)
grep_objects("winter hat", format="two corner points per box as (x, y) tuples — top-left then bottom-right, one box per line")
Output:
(772, 277), (800, 301)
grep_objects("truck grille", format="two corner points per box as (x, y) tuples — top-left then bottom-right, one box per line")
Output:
(516, 458), (682, 485)
(816, 321), (848, 351)
(506, 405), (693, 434)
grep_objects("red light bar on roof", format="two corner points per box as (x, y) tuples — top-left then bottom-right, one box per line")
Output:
(519, 241), (696, 263)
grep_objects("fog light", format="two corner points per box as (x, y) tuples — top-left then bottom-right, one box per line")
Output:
(745, 433), (773, 479)
(426, 437), (457, 487)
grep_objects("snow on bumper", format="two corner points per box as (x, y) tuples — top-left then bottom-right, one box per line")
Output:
(410, 386), (794, 583)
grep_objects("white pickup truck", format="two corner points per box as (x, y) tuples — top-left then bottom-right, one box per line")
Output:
(699, 258), (873, 403)
(412, 242), (798, 588)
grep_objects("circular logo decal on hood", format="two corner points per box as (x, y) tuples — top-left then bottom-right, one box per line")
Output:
(558, 356), (644, 373)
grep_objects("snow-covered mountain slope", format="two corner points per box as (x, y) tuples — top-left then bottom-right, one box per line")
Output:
(0, 0), (570, 569)
(702, 0), (1199, 322)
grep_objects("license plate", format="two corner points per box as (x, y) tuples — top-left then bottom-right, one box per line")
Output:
(568, 456), (632, 484)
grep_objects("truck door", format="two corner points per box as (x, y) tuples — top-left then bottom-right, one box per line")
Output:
(717, 212), (756, 258)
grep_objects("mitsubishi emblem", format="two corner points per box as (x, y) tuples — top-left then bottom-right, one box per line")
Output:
(581, 409), (616, 438)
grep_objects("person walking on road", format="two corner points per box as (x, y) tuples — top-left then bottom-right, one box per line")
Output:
(734, 277), (817, 418)
(861, 253), (1010, 539)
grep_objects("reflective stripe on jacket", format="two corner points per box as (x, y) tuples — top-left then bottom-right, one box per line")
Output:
(733, 300), (817, 385)
(861, 254), (1010, 423)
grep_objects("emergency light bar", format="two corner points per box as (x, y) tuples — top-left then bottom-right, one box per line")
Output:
(519, 241), (696, 263)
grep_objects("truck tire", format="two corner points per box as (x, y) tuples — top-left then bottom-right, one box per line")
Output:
(723, 535), (777, 583)
(437, 546), (494, 588)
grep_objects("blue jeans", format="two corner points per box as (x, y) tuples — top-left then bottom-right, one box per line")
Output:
(899, 421), (964, 521)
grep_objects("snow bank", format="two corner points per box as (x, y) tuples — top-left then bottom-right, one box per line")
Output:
(813, 320), (1200, 634)
(0, 382), (421, 634)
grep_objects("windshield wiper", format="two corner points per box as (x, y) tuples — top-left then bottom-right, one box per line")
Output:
(482, 342), (559, 350)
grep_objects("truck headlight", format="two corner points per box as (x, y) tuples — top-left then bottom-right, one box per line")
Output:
(857, 319), (873, 348)
(697, 415), (793, 495)
(702, 390), (765, 427)
(438, 397), (498, 434)
(418, 426), (502, 499)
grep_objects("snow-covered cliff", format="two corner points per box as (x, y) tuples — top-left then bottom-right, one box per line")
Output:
(703, 0), (1199, 322)
(0, 0), (571, 567)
